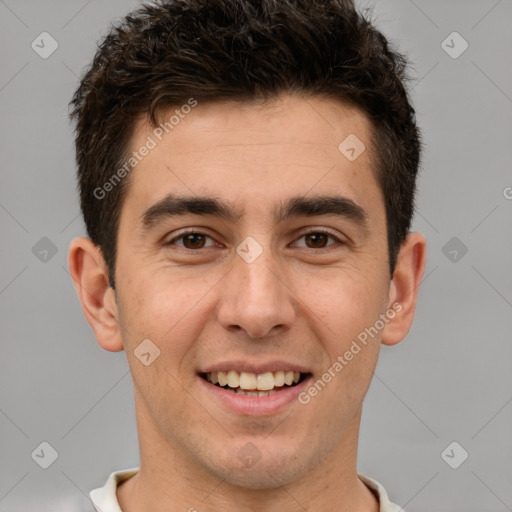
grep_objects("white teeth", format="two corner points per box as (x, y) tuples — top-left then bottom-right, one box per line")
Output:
(232, 388), (278, 396)
(227, 370), (239, 388)
(205, 370), (304, 392)
(218, 371), (228, 387)
(274, 370), (285, 387)
(239, 372), (257, 390)
(256, 372), (274, 391)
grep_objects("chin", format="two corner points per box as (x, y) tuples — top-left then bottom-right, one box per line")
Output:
(224, 465), (304, 490)
(205, 446), (312, 490)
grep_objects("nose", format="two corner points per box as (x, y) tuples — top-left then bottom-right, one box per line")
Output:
(216, 243), (296, 339)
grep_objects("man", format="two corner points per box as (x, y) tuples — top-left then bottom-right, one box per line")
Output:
(68, 0), (426, 510)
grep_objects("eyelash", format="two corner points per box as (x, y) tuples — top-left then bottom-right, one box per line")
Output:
(166, 229), (345, 250)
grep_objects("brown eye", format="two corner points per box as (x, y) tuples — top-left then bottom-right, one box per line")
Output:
(182, 233), (207, 249)
(167, 231), (216, 250)
(294, 230), (342, 249)
(304, 232), (329, 248)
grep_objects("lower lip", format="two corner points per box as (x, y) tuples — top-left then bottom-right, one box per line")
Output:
(198, 374), (312, 416)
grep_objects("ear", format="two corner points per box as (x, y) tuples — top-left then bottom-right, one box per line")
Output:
(68, 237), (124, 352)
(381, 231), (427, 346)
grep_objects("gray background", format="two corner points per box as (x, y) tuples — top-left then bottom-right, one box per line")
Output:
(1, 1), (511, 510)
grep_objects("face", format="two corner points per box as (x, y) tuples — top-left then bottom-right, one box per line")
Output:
(113, 94), (392, 488)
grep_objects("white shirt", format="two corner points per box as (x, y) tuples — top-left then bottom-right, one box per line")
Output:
(90, 468), (404, 512)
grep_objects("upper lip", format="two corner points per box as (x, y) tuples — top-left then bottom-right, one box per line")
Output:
(200, 360), (311, 375)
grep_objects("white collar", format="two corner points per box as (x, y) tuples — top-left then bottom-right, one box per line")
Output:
(90, 468), (404, 512)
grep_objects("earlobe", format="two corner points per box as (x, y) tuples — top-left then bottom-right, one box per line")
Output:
(68, 237), (124, 352)
(381, 232), (427, 346)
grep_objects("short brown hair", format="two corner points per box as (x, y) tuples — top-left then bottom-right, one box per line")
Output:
(70, 0), (421, 288)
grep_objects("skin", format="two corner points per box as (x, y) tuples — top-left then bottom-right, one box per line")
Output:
(69, 94), (426, 512)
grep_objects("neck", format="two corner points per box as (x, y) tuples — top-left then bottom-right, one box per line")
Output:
(117, 401), (379, 512)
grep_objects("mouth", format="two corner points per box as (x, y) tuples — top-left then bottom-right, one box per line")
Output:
(200, 370), (310, 397)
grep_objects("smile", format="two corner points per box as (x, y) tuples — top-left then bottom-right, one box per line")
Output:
(203, 370), (307, 396)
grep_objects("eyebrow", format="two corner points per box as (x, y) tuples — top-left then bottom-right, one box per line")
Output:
(141, 193), (370, 232)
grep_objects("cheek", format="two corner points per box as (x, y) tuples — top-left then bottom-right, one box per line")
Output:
(116, 286), (200, 410)
(118, 274), (215, 372)
(298, 264), (387, 341)
(296, 269), (387, 407)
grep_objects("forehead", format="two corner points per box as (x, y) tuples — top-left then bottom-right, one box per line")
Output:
(121, 94), (383, 226)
